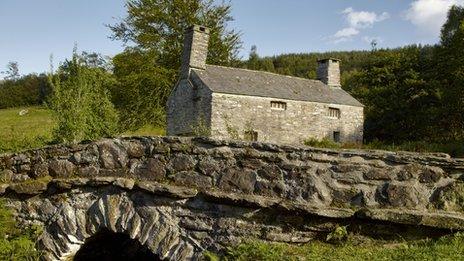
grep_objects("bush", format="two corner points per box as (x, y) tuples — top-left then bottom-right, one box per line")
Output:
(304, 137), (341, 149)
(49, 51), (119, 143)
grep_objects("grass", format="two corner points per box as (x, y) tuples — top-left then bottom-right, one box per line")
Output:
(304, 138), (464, 158)
(217, 233), (464, 260)
(0, 106), (55, 153)
(0, 106), (166, 154)
(1, 106), (462, 158)
(121, 124), (165, 136)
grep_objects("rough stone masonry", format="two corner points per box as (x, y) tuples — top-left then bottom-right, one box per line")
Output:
(167, 25), (364, 145)
(1, 137), (464, 260)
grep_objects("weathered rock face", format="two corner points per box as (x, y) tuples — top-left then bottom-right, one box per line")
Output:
(1, 137), (464, 260)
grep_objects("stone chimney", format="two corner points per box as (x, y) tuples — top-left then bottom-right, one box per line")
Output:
(317, 58), (341, 87)
(180, 25), (210, 79)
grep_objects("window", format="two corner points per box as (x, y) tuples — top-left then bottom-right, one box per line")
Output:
(244, 130), (258, 141)
(333, 131), (341, 143)
(328, 107), (341, 118)
(271, 101), (287, 110)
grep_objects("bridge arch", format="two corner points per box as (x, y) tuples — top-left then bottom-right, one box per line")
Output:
(36, 189), (199, 260)
(74, 228), (161, 260)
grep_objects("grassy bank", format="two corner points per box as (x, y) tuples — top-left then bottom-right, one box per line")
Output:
(0, 106), (165, 154)
(213, 233), (464, 260)
(305, 138), (464, 158)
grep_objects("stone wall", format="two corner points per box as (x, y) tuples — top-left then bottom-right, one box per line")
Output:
(210, 93), (364, 144)
(1, 137), (464, 260)
(316, 59), (341, 87)
(166, 80), (212, 136)
(180, 25), (210, 80)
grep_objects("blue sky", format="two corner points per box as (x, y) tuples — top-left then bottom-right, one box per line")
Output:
(1, 0), (462, 77)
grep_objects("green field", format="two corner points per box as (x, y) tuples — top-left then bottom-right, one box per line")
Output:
(0, 107), (55, 153)
(221, 234), (464, 261)
(0, 106), (165, 154)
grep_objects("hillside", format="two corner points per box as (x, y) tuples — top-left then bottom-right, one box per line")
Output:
(243, 49), (374, 79)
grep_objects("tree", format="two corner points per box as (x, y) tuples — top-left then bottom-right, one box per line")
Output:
(50, 51), (119, 143)
(345, 46), (437, 142)
(433, 5), (464, 140)
(111, 48), (176, 130)
(246, 45), (259, 70)
(2, 62), (20, 80)
(108, 0), (241, 130)
(108, 0), (241, 70)
(0, 73), (52, 109)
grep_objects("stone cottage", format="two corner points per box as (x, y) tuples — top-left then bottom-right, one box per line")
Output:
(167, 25), (364, 145)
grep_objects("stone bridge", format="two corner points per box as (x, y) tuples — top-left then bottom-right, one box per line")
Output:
(1, 137), (464, 260)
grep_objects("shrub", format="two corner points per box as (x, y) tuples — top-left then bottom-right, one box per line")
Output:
(326, 225), (348, 243)
(304, 137), (341, 149)
(49, 51), (119, 143)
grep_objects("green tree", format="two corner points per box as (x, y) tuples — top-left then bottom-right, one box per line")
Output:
(247, 45), (260, 70)
(108, 0), (241, 130)
(2, 61), (20, 80)
(434, 5), (464, 140)
(50, 51), (119, 143)
(111, 48), (176, 130)
(108, 0), (241, 70)
(245, 45), (276, 72)
(345, 46), (437, 142)
(0, 73), (51, 109)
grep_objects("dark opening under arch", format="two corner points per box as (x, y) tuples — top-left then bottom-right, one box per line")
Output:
(74, 228), (161, 261)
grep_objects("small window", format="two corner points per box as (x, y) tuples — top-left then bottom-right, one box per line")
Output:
(271, 101), (287, 110)
(328, 107), (341, 118)
(333, 131), (341, 143)
(244, 130), (258, 141)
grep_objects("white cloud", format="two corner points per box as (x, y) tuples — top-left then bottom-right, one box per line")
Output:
(342, 7), (390, 29)
(332, 28), (360, 43)
(405, 0), (464, 36)
(331, 7), (389, 43)
(334, 27), (360, 38)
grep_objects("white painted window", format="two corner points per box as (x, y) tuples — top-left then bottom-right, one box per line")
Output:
(328, 107), (341, 118)
(271, 101), (287, 110)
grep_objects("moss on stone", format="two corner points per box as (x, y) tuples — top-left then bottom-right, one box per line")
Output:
(9, 176), (52, 195)
(435, 182), (464, 212)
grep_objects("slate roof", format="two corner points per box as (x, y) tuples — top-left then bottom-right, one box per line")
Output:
(191, 65), (363, 107)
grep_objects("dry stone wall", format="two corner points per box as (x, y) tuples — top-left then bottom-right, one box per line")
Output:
(1, 137), (464, 260)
